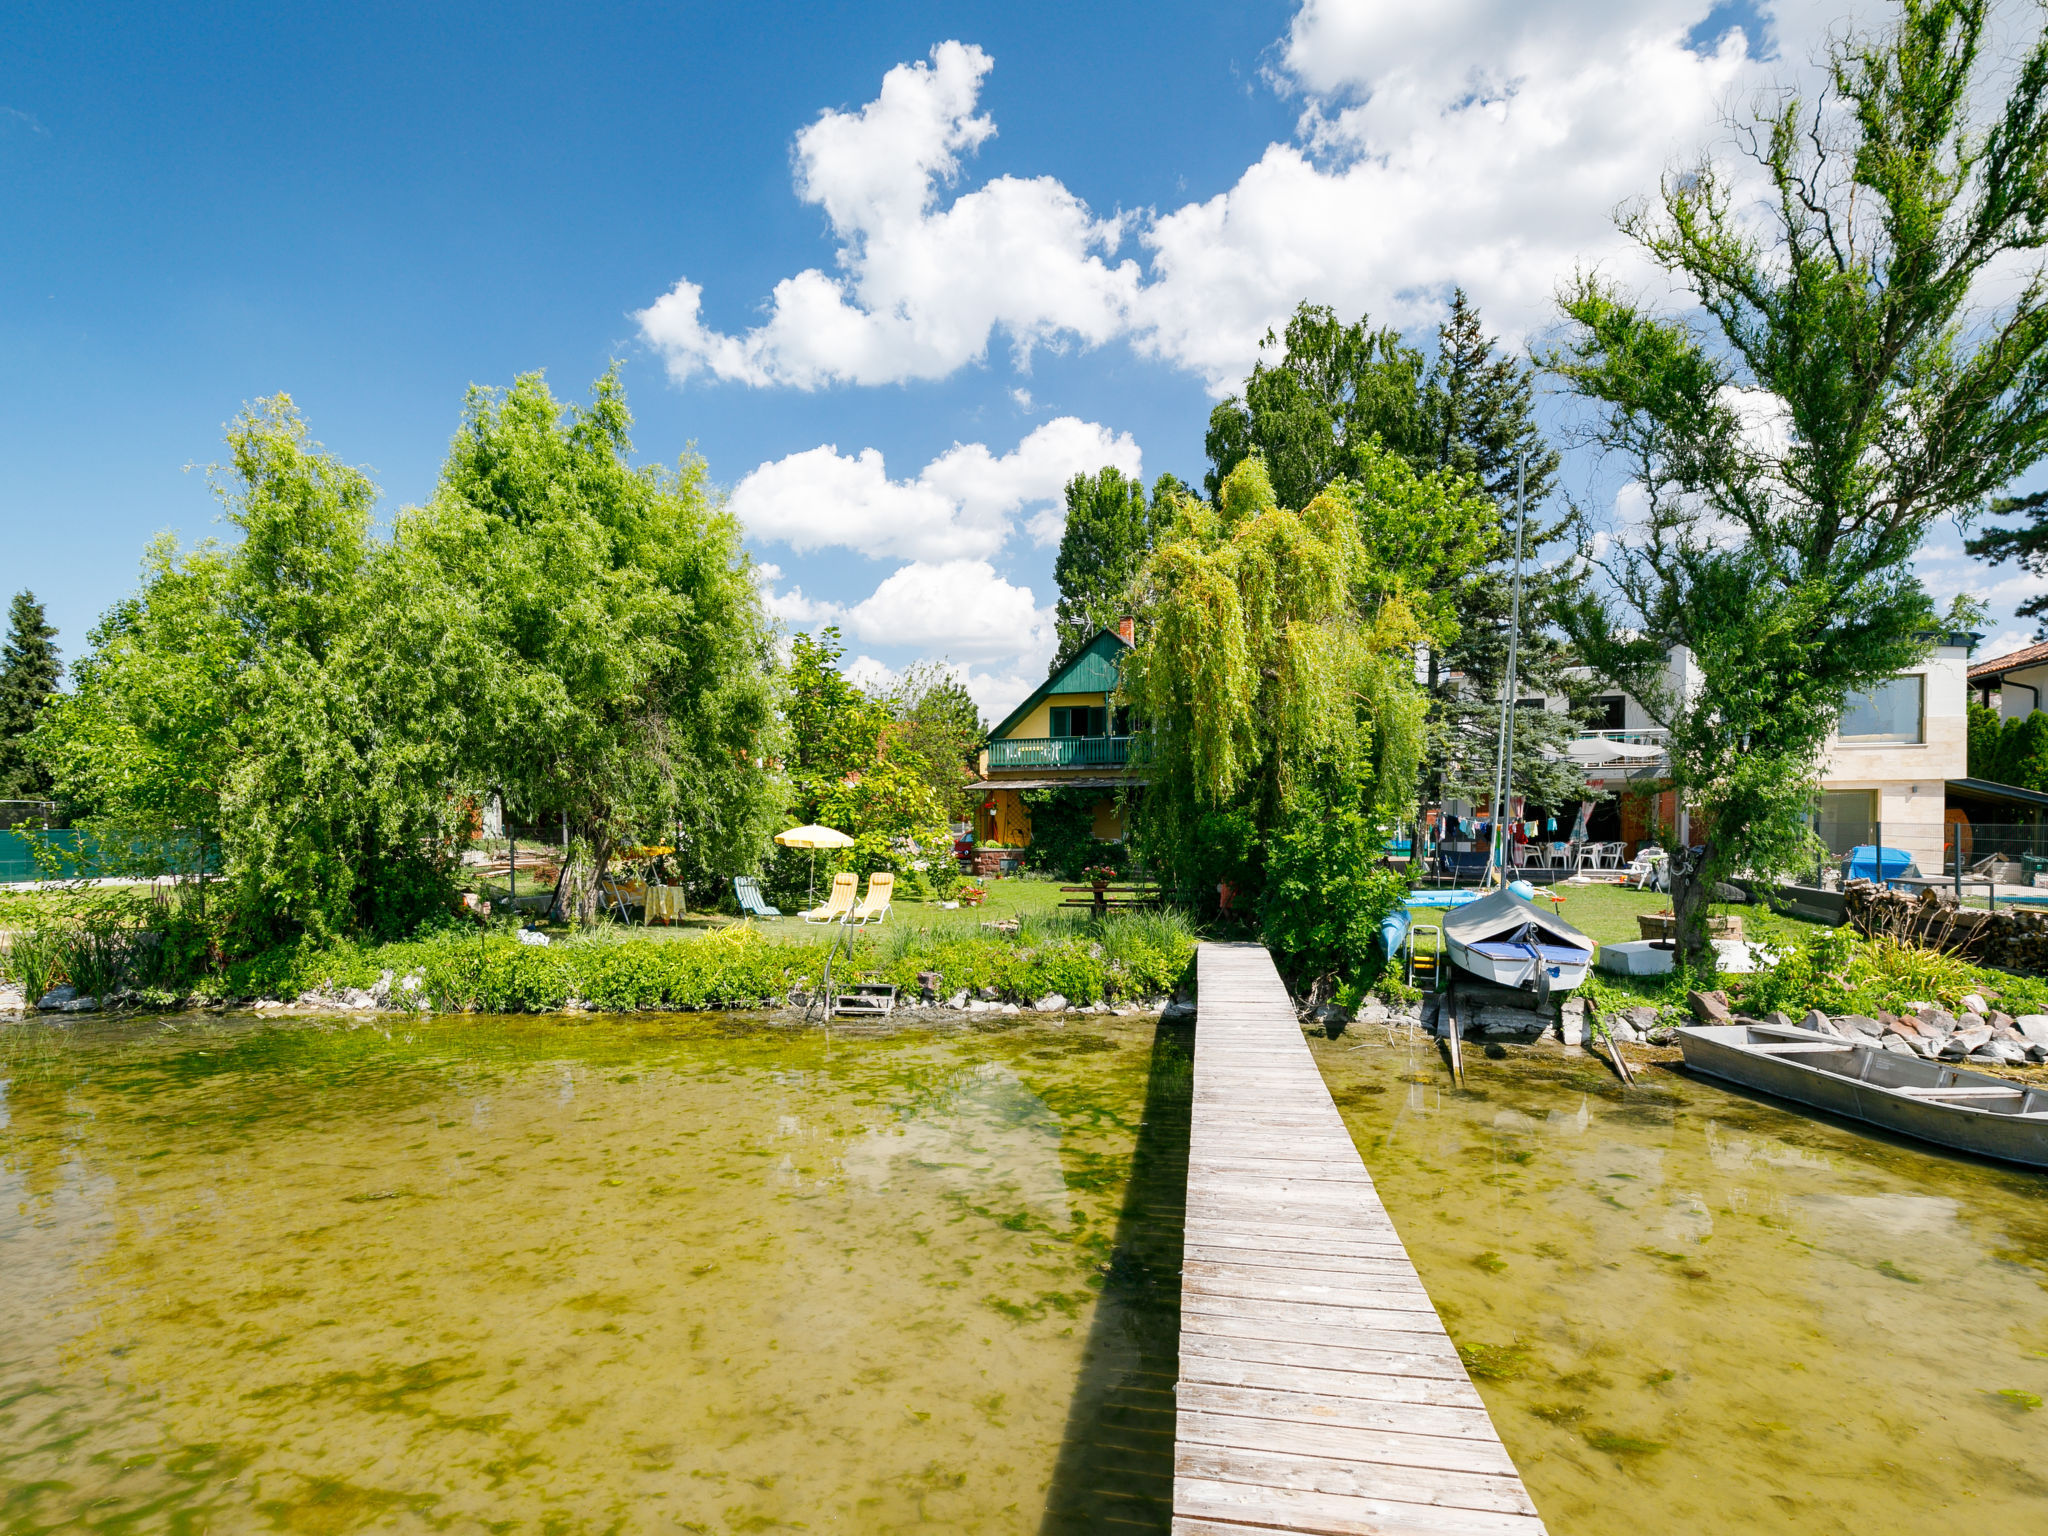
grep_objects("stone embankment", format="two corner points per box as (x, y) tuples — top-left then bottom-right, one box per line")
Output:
(1685, 986), (2048, 1066)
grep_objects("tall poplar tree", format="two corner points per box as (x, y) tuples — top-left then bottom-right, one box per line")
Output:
(1050, 467), (1154, 667)
(0, 591), (62, 802)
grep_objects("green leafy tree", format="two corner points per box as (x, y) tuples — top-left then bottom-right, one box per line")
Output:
(38, 400), (483, 939)
(887, 663), (984, 824)
(1123, 455), (1427, 983)
(772, 628), (951, 903)
(1546, 0), (2048, 966)
(0, 592), (62, 801)
(1204, 306), (1426, 510)
(1050, 467), (1153, 668)
(414, 368), (782, 922)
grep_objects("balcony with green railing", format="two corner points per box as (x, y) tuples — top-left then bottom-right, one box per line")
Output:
(988, 734), (1135, 770)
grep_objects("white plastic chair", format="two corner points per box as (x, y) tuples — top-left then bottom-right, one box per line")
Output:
(1624, 848), (1668, 891)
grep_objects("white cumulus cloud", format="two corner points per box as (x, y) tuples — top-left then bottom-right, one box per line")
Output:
(639, 5), (1895, 398)
(729, 416), (1140, 560)
(637, 40), (1140, 389)
(757, 558), (1059, 718)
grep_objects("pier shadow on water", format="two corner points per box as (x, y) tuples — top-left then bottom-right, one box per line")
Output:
(1038, 1020), (1193, 1535)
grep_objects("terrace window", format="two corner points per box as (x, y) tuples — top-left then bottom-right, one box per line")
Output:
(1840, 676), (1924, 743)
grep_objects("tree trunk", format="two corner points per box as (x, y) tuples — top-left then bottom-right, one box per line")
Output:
(1668, 840), (1716, 975)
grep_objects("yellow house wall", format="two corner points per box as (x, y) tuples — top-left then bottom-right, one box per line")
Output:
(975, 790), (1129, 847)
(1000, 692), (1118, 741)
(1091, 797), (1127, 840)
(980, 789), (1033, 847)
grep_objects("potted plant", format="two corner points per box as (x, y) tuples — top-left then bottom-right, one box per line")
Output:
(1081, 863), (1119, 895)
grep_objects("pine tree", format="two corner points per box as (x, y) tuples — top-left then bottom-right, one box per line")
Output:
(0, 590), (62, 802)
(1415, 292), (1581, 813)
(1051, 467), (1154, 668)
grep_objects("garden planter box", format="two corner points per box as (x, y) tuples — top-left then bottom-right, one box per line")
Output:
(969, 849), (1022, 878)
(1638, 911), (1743, 942)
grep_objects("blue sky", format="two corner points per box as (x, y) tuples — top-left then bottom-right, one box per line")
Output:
(1, 0), (2029, 718)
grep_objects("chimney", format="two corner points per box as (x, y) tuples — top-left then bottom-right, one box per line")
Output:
(1116, 615), (1135, 645)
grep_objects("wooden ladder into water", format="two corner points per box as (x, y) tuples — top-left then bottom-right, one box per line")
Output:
(1174, 941), (1548, 1535)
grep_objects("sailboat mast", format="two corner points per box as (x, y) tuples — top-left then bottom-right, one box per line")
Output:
(1492, 455), (1528, 886)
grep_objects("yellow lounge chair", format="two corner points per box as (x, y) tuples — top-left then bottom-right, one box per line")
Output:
(801, 871), (858, 923)
(848, 872), (894, 926)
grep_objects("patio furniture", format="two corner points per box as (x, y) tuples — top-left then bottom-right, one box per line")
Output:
(733, 876), (782, 920)
(1624, 848), (1668, 891)
(1438, 847), (1494, 882)
(644, 884), (687, 925)
(1546, 841), (1572, 871)
(801, 871), (858, 923)
(847, 872), (894, 926)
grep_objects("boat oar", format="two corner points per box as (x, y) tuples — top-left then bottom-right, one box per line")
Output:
(1596, 1018), (1635, 1086)
(1444, 993), (1466, 1087)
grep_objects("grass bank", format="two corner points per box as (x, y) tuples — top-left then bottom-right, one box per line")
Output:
(18, 907), (1201, 1015)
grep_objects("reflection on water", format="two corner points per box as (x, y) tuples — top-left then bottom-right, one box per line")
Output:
(1312, 1031), (2048, 1534)
(0, 1012), (1187, 1533)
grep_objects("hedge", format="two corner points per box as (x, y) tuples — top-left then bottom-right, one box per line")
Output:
(201, 921), (1196, 1015)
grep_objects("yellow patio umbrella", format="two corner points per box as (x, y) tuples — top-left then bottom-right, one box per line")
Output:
(775, 824), (855, 901)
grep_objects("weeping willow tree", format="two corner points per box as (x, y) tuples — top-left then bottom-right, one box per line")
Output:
(1123, 451), (1436, 985)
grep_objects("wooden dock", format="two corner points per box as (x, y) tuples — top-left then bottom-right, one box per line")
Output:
(1173, 942), (1547, 1535)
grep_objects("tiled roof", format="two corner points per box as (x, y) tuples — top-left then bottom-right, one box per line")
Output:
(1968, 639), (2048, 682)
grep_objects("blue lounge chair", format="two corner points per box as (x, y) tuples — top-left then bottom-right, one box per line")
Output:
(734, 876), (784, 919)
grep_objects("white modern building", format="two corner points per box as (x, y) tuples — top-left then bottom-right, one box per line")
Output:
(1549, 635), (1976, 872)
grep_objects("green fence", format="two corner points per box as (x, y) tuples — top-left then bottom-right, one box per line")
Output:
(0, 829), (86, 882)
(0, 830), (213, 884)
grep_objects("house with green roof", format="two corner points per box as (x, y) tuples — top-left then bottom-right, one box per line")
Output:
(970, 623), (1145, 853)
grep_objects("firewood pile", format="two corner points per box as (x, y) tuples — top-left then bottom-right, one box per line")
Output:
(1842, 879), (2048, 972)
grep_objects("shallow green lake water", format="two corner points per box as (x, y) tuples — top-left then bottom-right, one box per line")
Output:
(0, 1013), (1190, 1534)
(1310, 1030), (2048, 1535)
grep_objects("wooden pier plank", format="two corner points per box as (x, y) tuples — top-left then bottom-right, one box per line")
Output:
(1173, 942), (1546, 1535)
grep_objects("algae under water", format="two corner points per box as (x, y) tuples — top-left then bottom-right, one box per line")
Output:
(1312, 1031), (2048, 1534)
(0, 1011), (1190, 1533)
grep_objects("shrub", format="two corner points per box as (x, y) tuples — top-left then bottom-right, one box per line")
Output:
(1261, 796), (1406, 986)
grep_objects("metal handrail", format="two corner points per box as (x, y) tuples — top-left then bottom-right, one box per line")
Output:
(988, 735), (1134, 769)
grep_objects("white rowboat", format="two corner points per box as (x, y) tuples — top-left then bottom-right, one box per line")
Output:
(1441, 888), (1595, 996)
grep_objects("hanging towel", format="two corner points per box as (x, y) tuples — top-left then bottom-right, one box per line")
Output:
(1546, 817), (1557, 832)
(1524, 821), (1539, 838)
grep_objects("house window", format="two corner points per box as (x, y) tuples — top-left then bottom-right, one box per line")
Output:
(1817, 789), (1877, 856)
(1840, 676), (1924, 743)
(1591, 695), (1627, 731)
(1049, 706), (1108, 738)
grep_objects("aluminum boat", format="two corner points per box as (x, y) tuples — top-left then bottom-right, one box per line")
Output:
(1677, 1023), (2048, 1168)
(1441, 888), (1595, 995)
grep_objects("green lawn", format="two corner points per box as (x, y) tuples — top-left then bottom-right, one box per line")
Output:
(576, 874), (1083, 946)
(1539, 881), (1826, 949)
